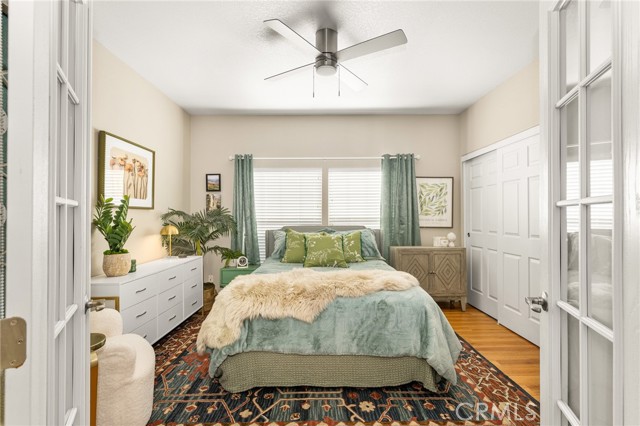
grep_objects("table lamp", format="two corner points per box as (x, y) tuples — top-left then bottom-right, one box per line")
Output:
(160, 225), (179, 256)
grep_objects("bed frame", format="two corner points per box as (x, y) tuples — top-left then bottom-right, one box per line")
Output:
(216, 226), (440, 392)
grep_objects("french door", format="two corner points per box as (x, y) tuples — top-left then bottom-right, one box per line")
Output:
(3, 1), (91, 424)
(539, 0), (632, 424)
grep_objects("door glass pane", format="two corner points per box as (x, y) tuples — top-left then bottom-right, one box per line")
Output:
(564, 205), (580, 308)
(588, 203), (612, 328)
(588, 69), (612, 197)
(562, 0), (580, 94)
(563, 311), (581, 418)
(67, 100), (75, 200)
(67, 0), (76, 89)
(562, 98), (580, 200)
(588, 0), (611, 72)
(588, 328), (613, 426)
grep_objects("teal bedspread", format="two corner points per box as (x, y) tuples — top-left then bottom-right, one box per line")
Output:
(207, 258), (462, 384)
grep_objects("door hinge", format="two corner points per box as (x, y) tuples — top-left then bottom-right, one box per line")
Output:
(0, 317), (27, 371)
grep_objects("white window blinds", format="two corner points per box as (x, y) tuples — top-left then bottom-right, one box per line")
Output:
(328, 168), (381, 228)
(254, 168), (322, 259)
(565, 159), (613, 233)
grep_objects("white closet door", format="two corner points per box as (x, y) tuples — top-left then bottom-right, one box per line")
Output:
(497, 135), (541, 345)
(465, 151), (498, 318)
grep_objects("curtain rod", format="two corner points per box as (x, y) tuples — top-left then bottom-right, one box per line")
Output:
(228, 155), (421, 161)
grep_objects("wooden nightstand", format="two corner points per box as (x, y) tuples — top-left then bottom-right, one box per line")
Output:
(390, 246), (467, 311)
(220, 265), (259, 288)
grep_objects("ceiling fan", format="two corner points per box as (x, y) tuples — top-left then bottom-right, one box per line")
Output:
(264, 19), (408, 92)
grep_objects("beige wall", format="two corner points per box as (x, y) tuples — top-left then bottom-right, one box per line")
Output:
(91, 41), (191, 276)
(459, 60), (540, 155)
(190, 115), (461, 282)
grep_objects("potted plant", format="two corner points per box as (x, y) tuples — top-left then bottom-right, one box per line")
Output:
(93, 195), (135, 277)
(160, 207), (236, 258)
(219, 248), (245, 268)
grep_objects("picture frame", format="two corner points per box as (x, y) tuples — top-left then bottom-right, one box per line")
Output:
(206, 193), (222, 212)
(98, 131), (155, 209)
(206, 174), (221, 192)
(416, 177), (454, 228)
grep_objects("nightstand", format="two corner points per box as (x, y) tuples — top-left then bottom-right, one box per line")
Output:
(220, 265), (259, 288)
(390, 247), (467, 311)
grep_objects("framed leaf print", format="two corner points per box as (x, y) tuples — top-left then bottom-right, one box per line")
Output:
(416, 177), (453, 228)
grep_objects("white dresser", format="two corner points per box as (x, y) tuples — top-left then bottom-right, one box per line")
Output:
(91, 256), (203, 344)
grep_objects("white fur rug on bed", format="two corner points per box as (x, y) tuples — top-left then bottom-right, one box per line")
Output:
(196, 268), (419, 353)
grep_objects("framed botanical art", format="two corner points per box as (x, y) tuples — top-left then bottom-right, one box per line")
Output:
(416, 177), (453, 228)
(98, 131), (155, 209)
(206, 174), (221, 192)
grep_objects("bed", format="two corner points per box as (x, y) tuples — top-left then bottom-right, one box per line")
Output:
(198, 226), (462, 393)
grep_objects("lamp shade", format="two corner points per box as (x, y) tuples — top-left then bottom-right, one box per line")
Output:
(160, 225), (179, 236)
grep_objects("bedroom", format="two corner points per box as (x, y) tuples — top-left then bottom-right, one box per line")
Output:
(2, 1), (640, 426)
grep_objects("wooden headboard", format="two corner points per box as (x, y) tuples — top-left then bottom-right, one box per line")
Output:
(265, 226), (382, 258)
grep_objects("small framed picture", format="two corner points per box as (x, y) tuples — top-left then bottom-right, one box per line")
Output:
(206, 193), (222, 212)
(206, 174), (221, 192)
(416, 177), (454, 228)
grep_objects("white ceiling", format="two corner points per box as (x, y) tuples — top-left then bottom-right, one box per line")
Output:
(93, 1), (539, 115)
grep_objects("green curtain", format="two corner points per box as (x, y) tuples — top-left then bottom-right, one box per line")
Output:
(380, 154), (421, 259)
(231, 154), (260, 264)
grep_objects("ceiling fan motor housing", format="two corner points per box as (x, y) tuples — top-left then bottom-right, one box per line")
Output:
(315, 28), (338, 76)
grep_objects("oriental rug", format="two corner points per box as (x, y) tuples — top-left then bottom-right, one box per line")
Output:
(148, 314), (539, 426)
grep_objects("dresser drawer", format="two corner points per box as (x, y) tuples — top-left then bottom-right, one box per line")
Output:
(157, 268), (185, 294)
(121, 296), (158, 333)
(183, 278), (203, 317)
(158, 303), (183, 337)
(184, 261), (202, 282)
(120, 274), (157, 310)
(131, 317), (158, 345)
(157, 283), (183, 314)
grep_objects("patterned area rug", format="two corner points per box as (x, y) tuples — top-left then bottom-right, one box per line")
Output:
(149, 315), (539, 426)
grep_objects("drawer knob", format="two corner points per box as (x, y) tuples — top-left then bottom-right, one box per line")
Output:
(143, 334), (148, 339)
(135, 287), (147, 294)
(191, 267), (197, 271)
(168, 295), (176, 301)
(168, 276), (177, 281)
(169, 315), (177, 321)
(191, 300), (198, 306)
(136, 311), (147, 318)
(191, 283), (198, 289)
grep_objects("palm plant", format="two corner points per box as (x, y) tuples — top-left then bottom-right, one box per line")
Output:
(160, 208), (236, 257)
(93, 195), (134, 254)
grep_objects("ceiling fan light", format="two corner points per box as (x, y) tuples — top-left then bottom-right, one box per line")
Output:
(316, 64), (337, 76)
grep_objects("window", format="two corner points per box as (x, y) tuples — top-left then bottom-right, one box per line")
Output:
(254, 167), (382, 260)
(566, 160), (613, 233)
(328, 168), (381, 228)
(254, 168), (322, 259)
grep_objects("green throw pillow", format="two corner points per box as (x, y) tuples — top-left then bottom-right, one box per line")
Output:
(281, 229), (306, 263)
(304, 234), (348, 268)
(342, 231), (364, 263)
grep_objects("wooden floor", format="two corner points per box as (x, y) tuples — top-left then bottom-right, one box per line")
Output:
(440, 304), (540, 400)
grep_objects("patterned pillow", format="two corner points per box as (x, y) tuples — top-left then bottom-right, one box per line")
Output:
(281, 229), (306, 263)
(303, 234), (348, 268)
(271, 230), (287, 258)
(342, 231), (364, 263)
(331, 228), (384, 260)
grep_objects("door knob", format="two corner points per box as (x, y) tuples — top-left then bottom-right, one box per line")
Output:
(85, 299), (105, 313)
(525, 292), (548, 312)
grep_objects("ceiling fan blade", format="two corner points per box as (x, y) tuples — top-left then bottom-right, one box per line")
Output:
(336, 29), (407, 62)
(265, 62), (315, 81)
(264, 19), (321, 57)
(338, 64), (368, 92)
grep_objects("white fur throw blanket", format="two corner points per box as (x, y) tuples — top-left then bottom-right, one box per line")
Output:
(196, 268), (419, 354)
